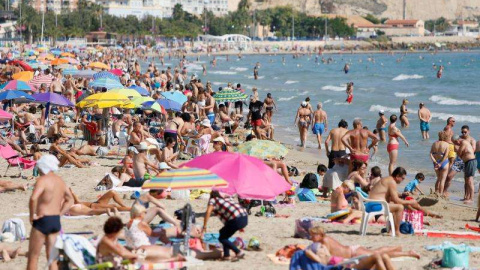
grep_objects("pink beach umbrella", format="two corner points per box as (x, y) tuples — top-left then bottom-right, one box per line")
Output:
(109, 69), (123, 76)
(182, 152), (291, 200)
(0, 109), (13, 121)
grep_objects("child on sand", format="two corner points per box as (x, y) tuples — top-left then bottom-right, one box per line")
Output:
(403, 173), (425, 196)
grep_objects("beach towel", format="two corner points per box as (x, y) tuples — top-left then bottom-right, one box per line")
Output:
(267, 254), (290, 265)
(48, 234), (96, 269)
(290, 250), (342, 270)
(112, 186), (143, 192)
(2, 218), (26, 241)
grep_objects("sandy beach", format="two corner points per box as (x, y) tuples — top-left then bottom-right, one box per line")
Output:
(1, 131), (479, 270)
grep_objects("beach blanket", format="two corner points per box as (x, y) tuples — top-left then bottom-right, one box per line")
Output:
(416, 230), (480, 240)
(267, 254), (290, 265)
(112, 186), (143, 192)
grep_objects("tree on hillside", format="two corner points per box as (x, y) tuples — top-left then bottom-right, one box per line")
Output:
(363, 14), (380, 24)
(425, 17), (450, 33)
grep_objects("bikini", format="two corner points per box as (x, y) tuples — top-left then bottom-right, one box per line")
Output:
(432, 152), (448, 170)
(387, 132), (399, 153)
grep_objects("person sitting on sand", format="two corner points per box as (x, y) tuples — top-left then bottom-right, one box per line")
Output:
(330, 180), (364, 224)
(129, 121), (162, 162)
(160, 137), (179, 169)
(403, 173), (425, 196)
(97, 217), (138, 267)
(305, 226), (420, 267)
(369, 167), (442, 235)
(122, 147), (136, 176)
(368, 166), (382, 190)
(126, 142), (160, 187)
(49, 134), (89, 168)
(135, 189), (180, 226)
(0, 244), (26, 262)
(47, 117), (69, 144)
(347, 160), (369, 189)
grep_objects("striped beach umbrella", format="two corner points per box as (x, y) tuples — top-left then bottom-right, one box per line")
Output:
(142, 167), (228, 190)
(1, 80), (36, 91)
(213, 89), (248, 102)
(30, 74), (55, 88)
(88, 77), (123, 90)
(236, 140), (289, 159)
(93, 71), (119, 81)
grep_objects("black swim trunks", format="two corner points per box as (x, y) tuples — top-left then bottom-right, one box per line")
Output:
(33, 215), (61, 235)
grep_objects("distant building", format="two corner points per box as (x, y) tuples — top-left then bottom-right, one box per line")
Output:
(444, 20), (479, 37)
(31, 0), (78, 13)
(382, 19), (425, 36)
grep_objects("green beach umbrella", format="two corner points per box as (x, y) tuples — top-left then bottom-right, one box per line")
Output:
(213, 89), (248, 103)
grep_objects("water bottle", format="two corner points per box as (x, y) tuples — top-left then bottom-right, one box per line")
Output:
(260, 205), (265, 216)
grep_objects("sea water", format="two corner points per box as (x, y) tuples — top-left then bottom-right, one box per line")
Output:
(143, 52), (480, 193)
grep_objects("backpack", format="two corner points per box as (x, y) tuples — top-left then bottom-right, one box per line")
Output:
(297, 188), (317, 202)
(2, 218), (26, 241)
(300, 173), (318, 189)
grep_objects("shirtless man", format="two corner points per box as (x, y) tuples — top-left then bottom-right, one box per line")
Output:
(452, 135), (477, 203)
(341, 119), (378, 164)
(375, 110), (387, 142)
(129, 121), (162, 161)
(204, 91), (216, 125)
(16, 105), (45, 135)
(369, 167), (441, 236)
(47, 117), (69, 143)
(126, 142), (160, 187)
(418, 103), (432, 140)
(218, 104), (238, 134)
(312, 102), (328, 149)
(27, 155), (73, 270)
(112, 115), (128, 138)
(294, 101), (312, 148)
(49, 74), (65, 94)
(443, 117), (456, 168)
(325, 119), (349, 168)
(263, 93), (276, 120)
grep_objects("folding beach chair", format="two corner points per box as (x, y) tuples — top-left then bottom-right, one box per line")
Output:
(0, 144), (36, 178)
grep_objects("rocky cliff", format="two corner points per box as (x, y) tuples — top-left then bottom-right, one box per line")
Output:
(249, 0), (480, 20)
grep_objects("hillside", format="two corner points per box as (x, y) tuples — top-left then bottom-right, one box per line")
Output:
(249, 0), (480, 20)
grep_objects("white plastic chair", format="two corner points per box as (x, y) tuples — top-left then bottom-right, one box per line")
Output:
(116, 130), (129, 155)
(357, 188), (396, 237)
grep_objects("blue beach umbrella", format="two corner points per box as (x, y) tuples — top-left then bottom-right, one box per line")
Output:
(143, 99), (181, 111)
(128, 85), (149, 96)
(161, 91), (188, 105)
(0, 90), (35, 101)
(93, 71), (119, 81)
(88, 77), (124, 90)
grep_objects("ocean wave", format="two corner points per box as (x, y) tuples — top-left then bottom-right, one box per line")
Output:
(230, 67), (248, 72)
(246, 75), (265, 79)
(321, 85), (345, 92)
(185, 64), (203, 71)
(370, 105), (480, 123)
(298, 90), (309, 95)
(212, 82), (226, 86)
(392, 74), (424, 81)
(285, 80), (299, 84)
(429, 95), (480, 106)
(394, 92), (417, 97)
(324, 99), (332, 104)
(278, 96), (296, 102)
(334, 102), (349, 106)
(209, 71), (237, 75)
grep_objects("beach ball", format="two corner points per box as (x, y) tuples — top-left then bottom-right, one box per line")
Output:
(233, 237), (246, 250)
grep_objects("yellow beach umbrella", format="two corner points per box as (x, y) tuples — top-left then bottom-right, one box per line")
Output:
(108, 88), (141, 99)
(12, 71), (34, 81)
(88, 62), (110, 70)
(60, 52), (75, 57)
(77, 92), (134, 109)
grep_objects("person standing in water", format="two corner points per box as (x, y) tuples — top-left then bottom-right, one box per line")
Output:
(345, 82), (354, 104)
(312, 102), (328, 149)
(400, 99), (409, 128)
(375, 110), (387, 142)
(418, 102), (432, 140)
(253, 62), (260, 80)
(263, 93), (277, 120)
(343, 63), (350, 74)
(294, 101), (313, 148)
(437, 65), (444, 78)
(387, 115), (409, 175)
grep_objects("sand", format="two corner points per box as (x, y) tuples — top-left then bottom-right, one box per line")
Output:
(0, 132), (479, 270)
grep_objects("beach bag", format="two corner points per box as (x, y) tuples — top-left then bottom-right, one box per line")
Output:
(399, 221), (414, 235)
(297, 188), (317, 202)
(95, 173), (121, 191)
(300, 173), (319, 189)
(2, 218), (26, 241)
(294, 218), (313, 239)
(442, 244), (470, 268)
(287, 166), (299, 177)
(402, 210), (423, 231)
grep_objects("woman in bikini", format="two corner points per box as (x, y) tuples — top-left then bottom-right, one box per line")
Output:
(400, 99), (409, 128)
(430, 131), (450, 196)
(49, 134), (89, 168)
(164, 112), (184, 153)
(387, 114), (409, 175)
(294, 101), (312, 148)
(69, 188), (130, 212)
(347, 160), (370, 189)
(330, 180), (364, 224)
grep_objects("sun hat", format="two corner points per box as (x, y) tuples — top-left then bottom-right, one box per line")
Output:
(213, 137), (226, 144)
(158, 162), (171, 170)
(201, 119), (211, 127)
(135, 142), (148, 151)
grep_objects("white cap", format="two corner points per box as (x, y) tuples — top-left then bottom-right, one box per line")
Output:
(201, 119), (211, 127)
(37, 154), (59, 174)
(175, 84), (180, 89)
(379, 110), (385, 114)
(158, 162), (171, 170)
(213, 136), (226, 144)
(135, 142), (148, 151)
(127, 146), (139, 154)
(301, 101), (307, 107)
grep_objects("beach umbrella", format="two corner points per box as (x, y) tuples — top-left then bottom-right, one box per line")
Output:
(0, 90), (35, 101)
(182, 152), (291, 200)
(137, 98), (166, 114)
(30, 74), (54, 88)
(60, 57), (78, 64)
(155, 99), (181, 111)
(38, 53), (55, 60)
(8, 60), (33, 71)
(236, 140), (288, 159)
(109, 69), (123, 76)
(51, 58), (69, 66)
(60, 52), (75, 57)
(93, 71), (119, 81)
(32, 92), (74, 107)
(12, 71), (34, 82)
(142, 167), (228, 190)
(77, 92), (134, 109)
(161, 91), (188, 105)
(213, 89), (248, 103)
(132, 96), (154, 107)
(87, 61), (110, 70)
(50, 49), (62, 55)
(0, 80), (36, 91)
(0, 109), (13, 121)
(108, 88), (141, 98)
(88, 77), (124, 90)
(128, 85), (149, 96)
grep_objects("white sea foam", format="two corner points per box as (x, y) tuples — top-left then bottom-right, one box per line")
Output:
(324, 99), (332, 104)
(278, 96), (296, 102)
(209, 71), (237, 75)
(370, 105), (480, 123)
(392, 74), (424, 81)
(334, 102), (349, 106)
(285, 80), (299, 84)
(212, 82), (226, 86)
(394, 92), (417, 97)
(246, 75), (265, 79)
(321, 85), (345, 92)
(298, 90), (309, 95)
(230, 67), (248, 72)
(185, 64), (203, 71)
(429, 95), (480, 106)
